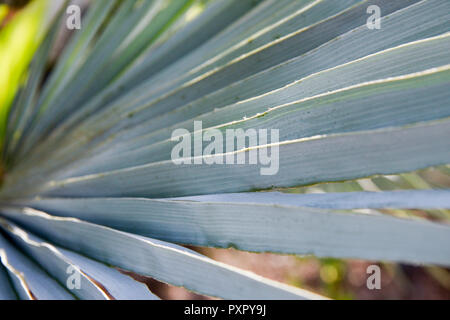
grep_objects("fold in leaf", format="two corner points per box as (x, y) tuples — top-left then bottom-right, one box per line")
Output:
(0, 218), (158, 300)
(9, 0), (449, 182)
(0, 206), (326, 300)
(0, 232), (74, 300)
(7, 191), (450, 265)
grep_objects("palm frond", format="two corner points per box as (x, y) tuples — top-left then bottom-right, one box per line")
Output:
(0, 0), (449, 300)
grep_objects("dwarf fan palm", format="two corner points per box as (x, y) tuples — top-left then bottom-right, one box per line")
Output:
(0, 0), (449, 300)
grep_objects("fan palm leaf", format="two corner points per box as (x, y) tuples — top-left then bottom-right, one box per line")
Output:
(0, 0), (449, 299)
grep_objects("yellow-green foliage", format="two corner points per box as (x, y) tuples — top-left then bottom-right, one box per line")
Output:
(0, 0), (50, 145)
